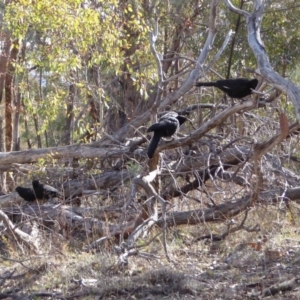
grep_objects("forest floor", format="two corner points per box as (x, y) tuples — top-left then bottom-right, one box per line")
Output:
(1, 204), (300, 299)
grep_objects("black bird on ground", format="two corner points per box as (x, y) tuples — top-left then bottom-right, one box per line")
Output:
(147, 111), (187, 158)
(195, 78), (258, 99)
(32, 180), (62, 200)
(15, 186), (37, 202)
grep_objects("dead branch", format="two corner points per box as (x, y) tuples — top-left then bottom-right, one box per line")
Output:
(0, 269), (16, 287)
(0, 210), (39, 254)
(0, 170), (132, 209)
(62, 170), (132, 198)
(162, 195), (252, 226)
(3, 183), (300, 248)
(89, 0), (231, 147)
(261, 277), (299, 298)
(192, 209), (259, 243)
(165, 158), (242, 199)
(0, 293), (28, 299)
(157, 100), (257, 154)
(130, 175), (171, 259)
(159, 185), (300, 228)
(164, 122), (300, 198)
(0, 144), (132, 165)
(224, 0), (300, 123)
(0, 100), (294, 179)
(115, 243), (158, 268)
(30, 292), (63, 298)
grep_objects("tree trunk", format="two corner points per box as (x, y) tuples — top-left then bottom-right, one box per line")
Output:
(33, 113), (42, 148)
(64, 83), (75, 145)
(12, 88), (21, 151)
(44, 130), (49, 148)
(12, 38), (26, 151)
(0, 28), (11, 104)
(24, 113), (32, 149)
(105, 3), (142, 132)
(5, 40), (18, 152)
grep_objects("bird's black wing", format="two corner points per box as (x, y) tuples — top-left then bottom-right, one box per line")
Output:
(196, 78), (258, 99)
(147, 111), (186, 158)
(15, 186), (37, 202)
(147, 122), (162, 133)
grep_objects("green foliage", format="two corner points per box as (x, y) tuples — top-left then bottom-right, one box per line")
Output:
(4, 0), (153, 146)
(3, 0), (300, 147)
(262, 1), (300, 72)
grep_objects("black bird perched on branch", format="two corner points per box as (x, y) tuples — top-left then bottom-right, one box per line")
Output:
(147, 111), (187, 158)
(195, 78), (258, 99)
(15, 186), (37, 202)
(32, 180), (62, 200)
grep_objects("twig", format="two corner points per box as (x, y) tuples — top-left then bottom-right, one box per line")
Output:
(224, 0), (300, 124)
(261, 277), (300, 297)
(0, 269), (16, 287)
(0, 210), (39, 254)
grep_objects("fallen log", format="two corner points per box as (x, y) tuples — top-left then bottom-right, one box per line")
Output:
(0, 170), (133, 208)
(3, 185), (300, 249)
(62, 170), (132, 198)
(261, 277), (299, 297)
(0, 144), (117, 165)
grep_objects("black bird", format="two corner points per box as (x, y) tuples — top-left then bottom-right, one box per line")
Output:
(195, 78), (258, 99)
(147, 111), (187, 158)
(32, 180), (62, 200)
(15, 186), (37, 202)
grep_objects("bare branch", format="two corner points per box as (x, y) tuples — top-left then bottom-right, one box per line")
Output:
(224, 0), (250, 17)
(150, 18), (164, 107)
(224, 0), (300, 124)
(157, 99), (256, 154)
(93, 0), (232, 145)
(205, 29), (235, 71)
(0, 210), (39, 253)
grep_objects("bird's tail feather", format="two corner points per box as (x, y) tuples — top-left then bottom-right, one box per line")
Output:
(147, 134), (161, 158)
(195, 82), (216, 87)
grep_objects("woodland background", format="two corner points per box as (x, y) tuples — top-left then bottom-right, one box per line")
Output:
(1, 0), (300, 299)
